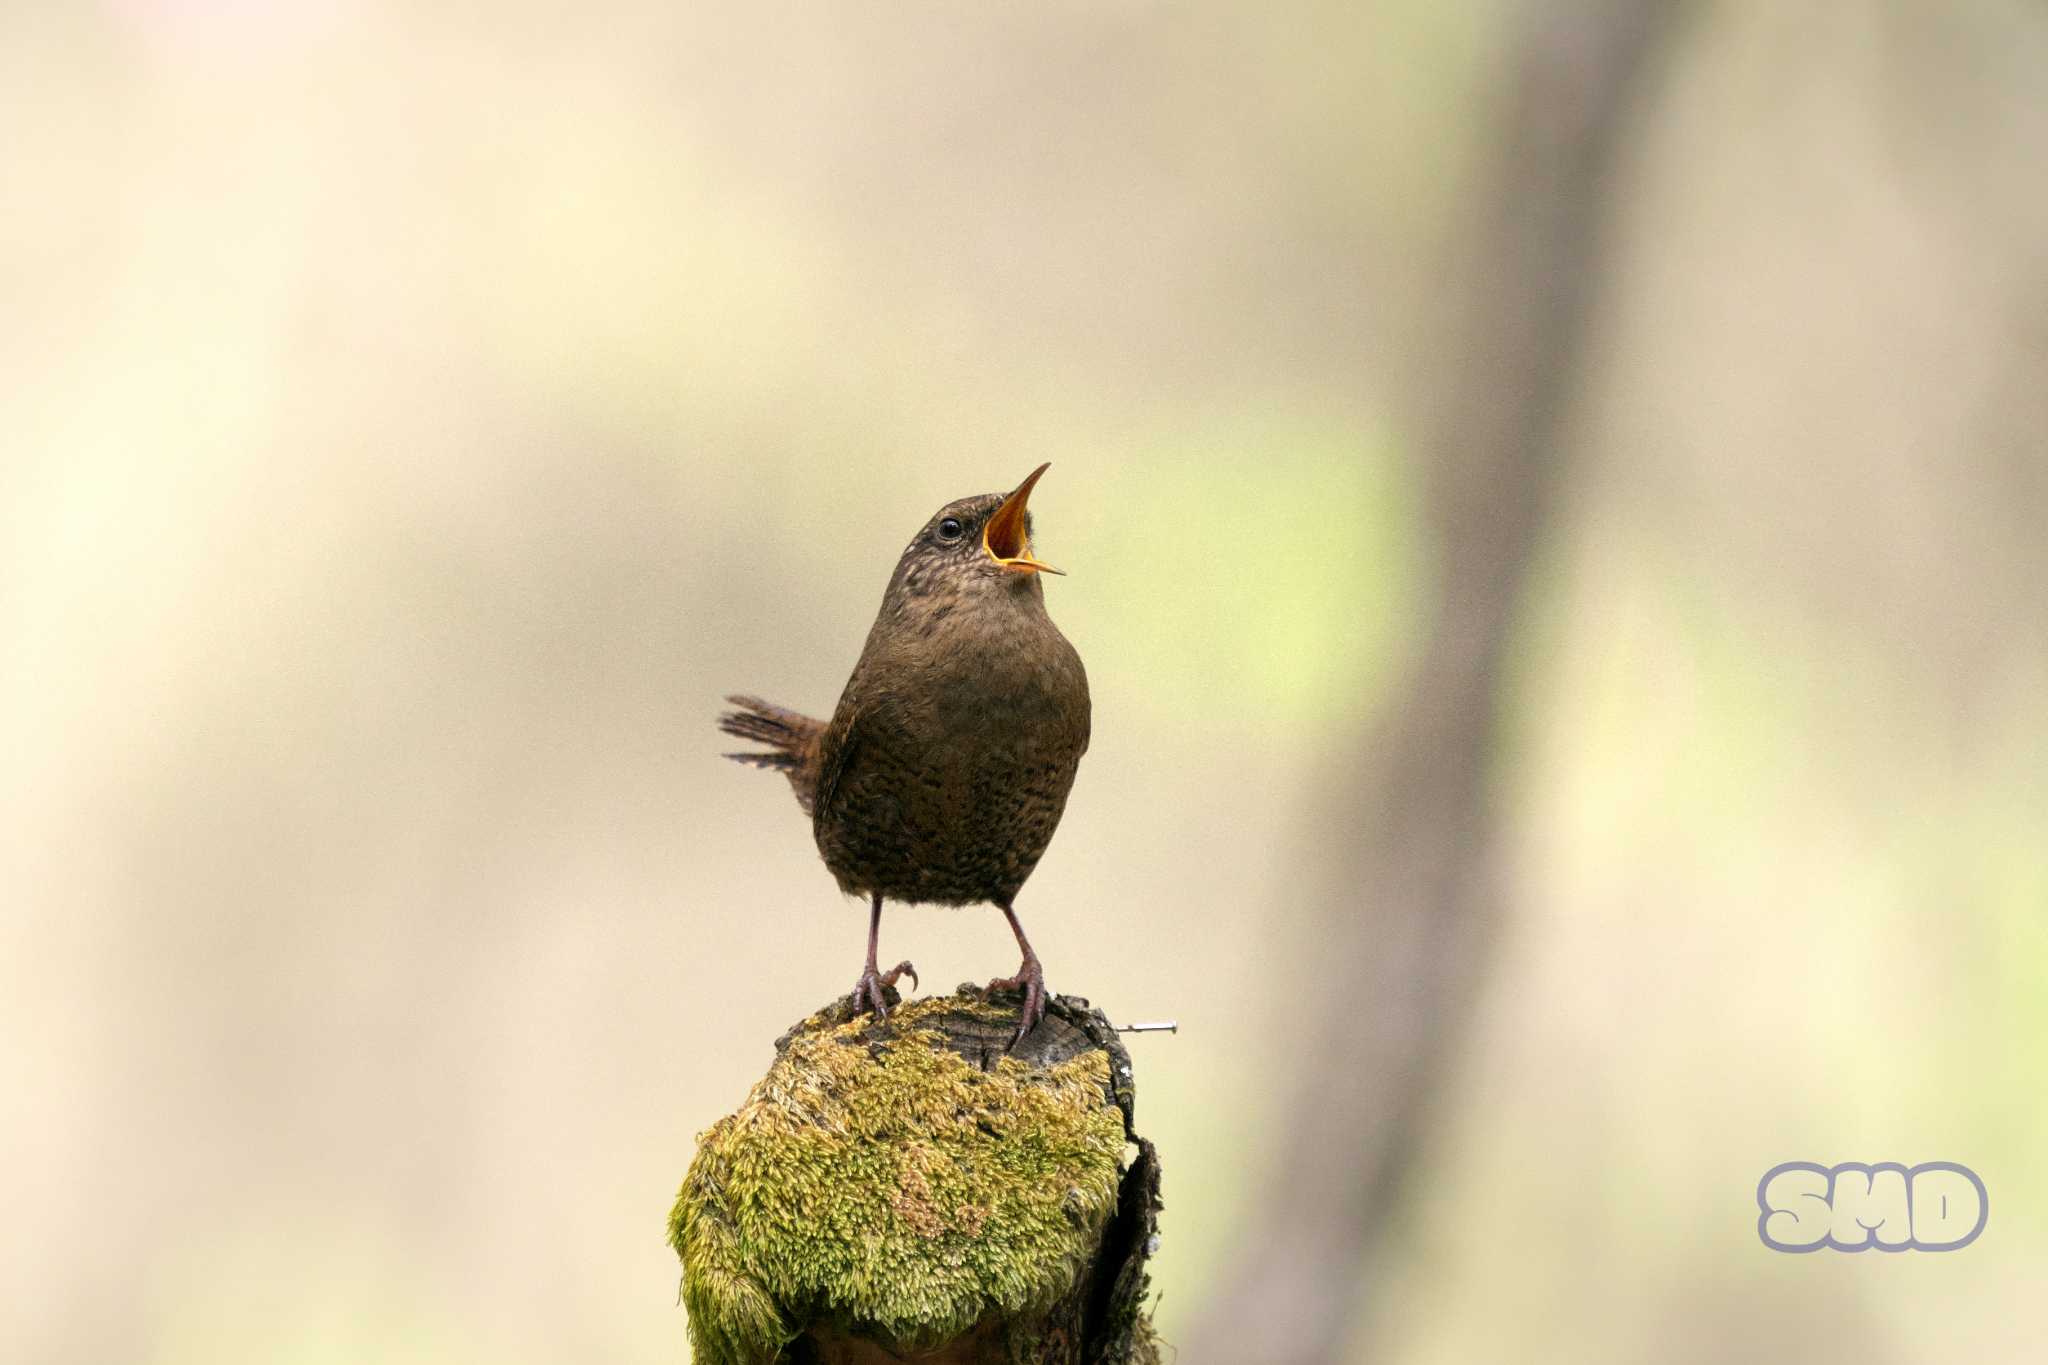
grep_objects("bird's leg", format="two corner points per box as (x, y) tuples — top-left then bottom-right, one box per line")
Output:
(985, 900), (1046, 1047)
(851, 893), (917, 1021)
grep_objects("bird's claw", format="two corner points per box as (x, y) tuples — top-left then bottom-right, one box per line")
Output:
(984, 957), (1047, 1049)
(852, 960), (918, 1021)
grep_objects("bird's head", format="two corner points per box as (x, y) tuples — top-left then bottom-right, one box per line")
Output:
(885, 463), (1065, 606)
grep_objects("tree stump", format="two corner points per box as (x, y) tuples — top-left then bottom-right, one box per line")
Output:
(671, 985), (1163, 1364)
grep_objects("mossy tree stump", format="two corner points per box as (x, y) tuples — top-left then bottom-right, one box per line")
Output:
(671, 985), (1163, 1364)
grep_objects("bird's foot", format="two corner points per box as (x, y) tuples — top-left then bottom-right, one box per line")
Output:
(984, 956), (1046, 1049)
(851, 960), (918, 1021)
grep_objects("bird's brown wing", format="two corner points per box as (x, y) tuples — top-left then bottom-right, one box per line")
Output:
(810, 701), (865, 830)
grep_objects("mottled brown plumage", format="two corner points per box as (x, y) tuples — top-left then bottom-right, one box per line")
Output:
(719, 464), (1090, 1044)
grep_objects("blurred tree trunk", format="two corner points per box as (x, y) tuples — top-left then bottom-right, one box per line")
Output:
(1187, 2), (1689, 1361)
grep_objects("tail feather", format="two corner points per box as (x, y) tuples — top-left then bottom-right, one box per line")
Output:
(717, 694), (825, 813)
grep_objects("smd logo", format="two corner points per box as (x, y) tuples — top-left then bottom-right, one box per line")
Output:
(1757, 1161), (1987, 1253)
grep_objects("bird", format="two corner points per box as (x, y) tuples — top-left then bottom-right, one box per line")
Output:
(718, 463), (1090, 1045)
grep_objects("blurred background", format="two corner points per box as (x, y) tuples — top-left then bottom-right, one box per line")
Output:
(4, 1), (2044, 1362)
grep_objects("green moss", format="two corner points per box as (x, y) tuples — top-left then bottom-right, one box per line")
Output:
(670, 996), (1129, 1364)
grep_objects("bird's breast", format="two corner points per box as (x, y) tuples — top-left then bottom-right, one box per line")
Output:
(813, 602), (1088, 903)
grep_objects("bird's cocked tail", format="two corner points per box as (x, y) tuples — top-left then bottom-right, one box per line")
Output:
(718, 694), (825, 814)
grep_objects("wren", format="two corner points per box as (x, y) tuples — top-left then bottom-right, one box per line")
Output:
(718, 464), (1090, 1045)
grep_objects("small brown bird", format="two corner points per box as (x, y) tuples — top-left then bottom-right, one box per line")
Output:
(718, 464), (1090, 1044)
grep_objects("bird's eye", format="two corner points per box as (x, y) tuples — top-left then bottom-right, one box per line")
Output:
(936, 517), (964, 542)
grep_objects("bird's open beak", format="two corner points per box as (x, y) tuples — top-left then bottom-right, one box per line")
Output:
(983, 462), (1065, 575)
